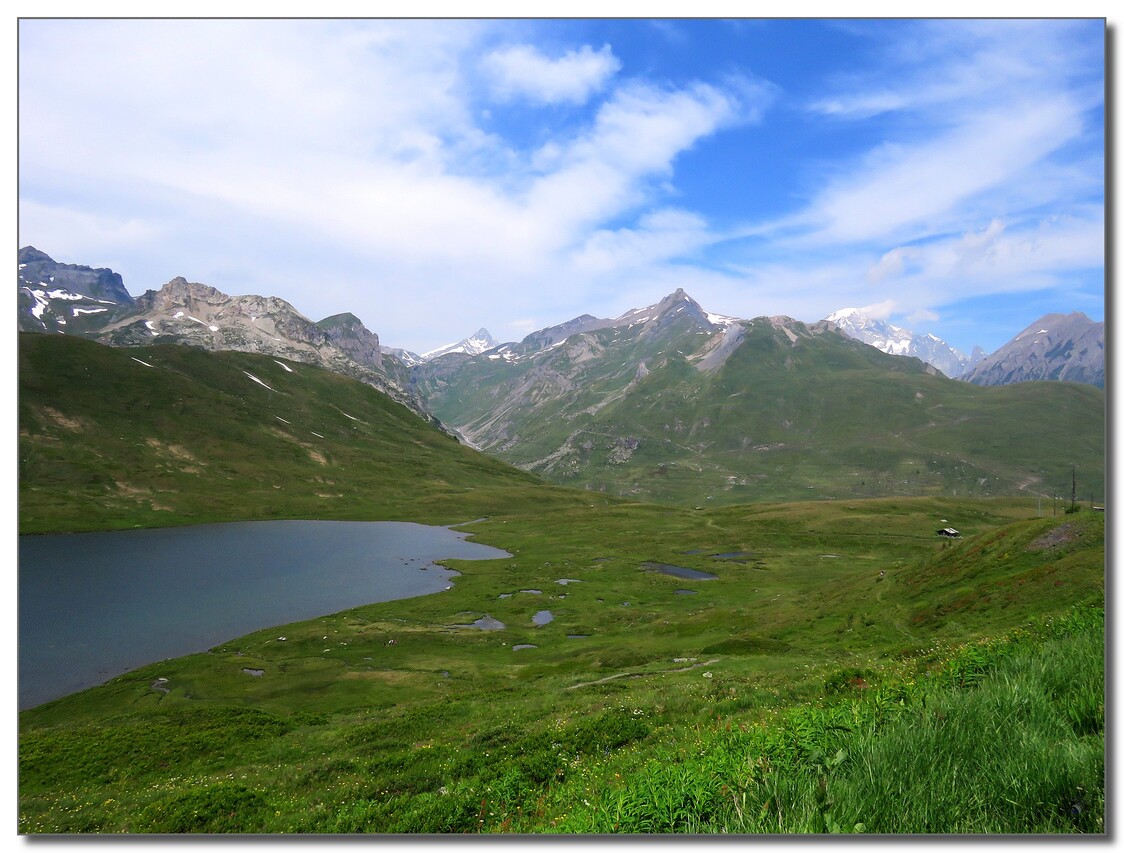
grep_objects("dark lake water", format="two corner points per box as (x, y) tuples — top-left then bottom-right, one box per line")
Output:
(641, 561), (719, 581)
(19, 520), (509, 709)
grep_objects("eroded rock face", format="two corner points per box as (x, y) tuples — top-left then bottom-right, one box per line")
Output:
(317, 312), (383, 371)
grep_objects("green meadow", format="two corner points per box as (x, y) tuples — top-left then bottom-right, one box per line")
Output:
(18, 334), (1104, 834)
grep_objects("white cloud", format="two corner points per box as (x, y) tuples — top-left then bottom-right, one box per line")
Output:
(808, 20), (1100, 121)
(867, 247), (912, 284)
(17, 199), (162, 259)
(482, 43), (620, 105)
(908, 308), (940, 326)
(716, 19), (1103, 348)
(856, 300), (897, 321)
(523, 79), (759, 239)
(793, 95), (1085, 246)
(572, 209), (711, 275)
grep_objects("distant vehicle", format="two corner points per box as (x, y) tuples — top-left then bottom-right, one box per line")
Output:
(936, 527), (961, 538)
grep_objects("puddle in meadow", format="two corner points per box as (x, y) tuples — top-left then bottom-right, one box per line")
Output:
(641, 562), (718, 581)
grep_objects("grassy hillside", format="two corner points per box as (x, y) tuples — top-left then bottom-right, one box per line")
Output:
(17, 332), (1104, 834)
(419, 318), (1105, 506)
(18, 333), (580, 533)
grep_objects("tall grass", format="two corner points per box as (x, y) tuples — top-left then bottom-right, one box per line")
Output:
(551, 607), (1103, 834)
(826, 626), (1103, 833)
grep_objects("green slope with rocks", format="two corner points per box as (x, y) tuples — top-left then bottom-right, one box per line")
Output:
(416, 293), (1105, 506)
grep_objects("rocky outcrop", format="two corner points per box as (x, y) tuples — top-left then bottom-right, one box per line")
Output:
(317, 312), (383, 371)
(93, 277), (432, 423)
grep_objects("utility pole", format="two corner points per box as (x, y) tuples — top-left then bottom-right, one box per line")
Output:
(1071, 465), (1077, 513)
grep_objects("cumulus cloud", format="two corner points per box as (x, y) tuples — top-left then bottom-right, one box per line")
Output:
(482, 43), (621, 105)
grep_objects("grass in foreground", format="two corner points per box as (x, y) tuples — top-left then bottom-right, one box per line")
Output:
(18, 500), (1103, 835)
(18, 606), (1103, 834)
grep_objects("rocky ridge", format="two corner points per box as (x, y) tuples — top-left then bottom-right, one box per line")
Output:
(17, 248), (427, 422)
(961, 312), (1104, 388)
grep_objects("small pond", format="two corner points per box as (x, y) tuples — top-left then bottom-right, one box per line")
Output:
(641, 562), (719, 581)
(532, 610), (554, 626)
(461, 615), (506, 631)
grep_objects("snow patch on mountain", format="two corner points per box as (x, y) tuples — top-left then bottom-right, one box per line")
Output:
(420, 328), (499, 361)
(825, 307), (983, 378)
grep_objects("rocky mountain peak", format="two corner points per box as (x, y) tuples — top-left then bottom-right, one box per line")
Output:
(151, 277), (224, 309)
(318, 312), (365, 330)
(961, 312), (1103, 387)
(421, 328), (499, 361)
(17, 246), (135, 332)
(18, 246), (54, 265)
(318, 312), (382, 369)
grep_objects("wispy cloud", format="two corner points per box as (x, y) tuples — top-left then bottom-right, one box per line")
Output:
(711, 18), (1103, 345)
(482, 43), (621, 105)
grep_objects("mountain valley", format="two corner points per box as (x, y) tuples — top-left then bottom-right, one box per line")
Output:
(18, 247), (1106, 508)
(17, 334), (1105, 833)
(414, 290), (1104, 506)
(18, 291), (1105, 835)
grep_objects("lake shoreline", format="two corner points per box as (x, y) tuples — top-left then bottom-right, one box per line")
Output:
(19, 520), (510, 709)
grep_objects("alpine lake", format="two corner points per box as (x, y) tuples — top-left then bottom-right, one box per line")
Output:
(18, 520), (509, 709)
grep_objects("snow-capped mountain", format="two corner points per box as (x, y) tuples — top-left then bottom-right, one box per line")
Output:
(824, 307), (985, 378)
(382, 346), (426, 367)
(18, 245), (135, 334)
(419, 328), (499, 361)
(961, 312), (1104, 388)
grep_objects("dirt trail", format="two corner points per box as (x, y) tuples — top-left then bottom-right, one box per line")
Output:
(565, 657), (720, 690)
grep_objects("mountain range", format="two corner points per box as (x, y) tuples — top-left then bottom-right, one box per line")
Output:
(16, 246), (1105, 505)
(17, 246), (428, 421)
(411, 288), (1103, 504)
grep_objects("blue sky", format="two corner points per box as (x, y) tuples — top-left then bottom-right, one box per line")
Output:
(18, 18), (1105, 355)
